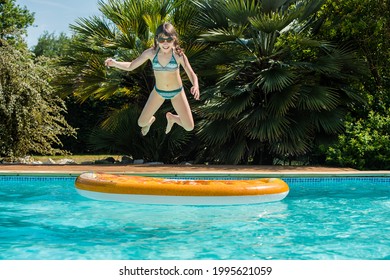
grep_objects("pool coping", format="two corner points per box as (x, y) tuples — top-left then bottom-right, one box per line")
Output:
(1, 164), (390, 177)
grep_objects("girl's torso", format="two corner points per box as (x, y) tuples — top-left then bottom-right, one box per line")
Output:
(150, 48), (182, 90)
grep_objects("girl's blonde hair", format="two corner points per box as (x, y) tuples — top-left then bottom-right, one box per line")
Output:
(154, 22), (184, 56)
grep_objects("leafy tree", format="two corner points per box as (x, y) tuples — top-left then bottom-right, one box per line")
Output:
(31, 32), (93, 153)
(319, 0), (389, 113)
(0, 0), (76, 160)
(0, 0), (34, 47)
(33, 31), (71, 57)
(191, 0), (366, 164)
(0, 42), (76, 159)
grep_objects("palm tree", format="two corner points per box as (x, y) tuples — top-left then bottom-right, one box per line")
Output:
(58, 0), (203, 162)
(191, 0), (366, 164)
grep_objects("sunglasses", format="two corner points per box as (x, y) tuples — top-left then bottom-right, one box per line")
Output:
(157, 37), (174, 43)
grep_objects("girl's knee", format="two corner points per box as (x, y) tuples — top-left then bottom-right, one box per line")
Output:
(183, 121), (194, 131)
(138, 117), (148, 127)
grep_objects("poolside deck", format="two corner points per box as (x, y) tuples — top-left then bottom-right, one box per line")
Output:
(1, 164), (389, 176)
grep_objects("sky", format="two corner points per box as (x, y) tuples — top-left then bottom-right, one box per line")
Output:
(16, 0), (102, 47)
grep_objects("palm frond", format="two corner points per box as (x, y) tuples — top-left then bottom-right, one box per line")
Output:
(267, 113), (314, 156)
(298, 0), (326, 21)
(222, 0), (260, 25)
(236, 106), (267, 128)
(181, 41), (208, 59)
(70, 16), (117, 47)
(249, 10), (296, 33)
(253, 31), (280, 56)
(200, 87), (253, 119)
(199, 28), (240, 42)
(248, 115), (291, 141)
(197, 119), (233, 146)
(192, 0), (230, 29)
(298, 86), (340, 111)
(267, 84), (300, 116)
(216, 64), (244, 87)
(295, 38), (336, 51)
(261, 0), (291, 13)
(195, 47), (241, 74)
(310, 108), (346, 134)
(269, 134), (312, 156)
(222, 136), (248, 163)
(259, 66), (297, 93)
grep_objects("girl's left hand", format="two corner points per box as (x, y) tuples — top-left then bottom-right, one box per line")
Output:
(191, 86), (200, 100)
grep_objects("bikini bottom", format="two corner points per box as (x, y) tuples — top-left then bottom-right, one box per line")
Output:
(154, 86), (183, 99)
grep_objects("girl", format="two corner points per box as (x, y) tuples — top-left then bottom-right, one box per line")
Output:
(104, 22), (200, 136)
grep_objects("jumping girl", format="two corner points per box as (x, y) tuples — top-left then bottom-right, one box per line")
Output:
(104, 22), (200, 136)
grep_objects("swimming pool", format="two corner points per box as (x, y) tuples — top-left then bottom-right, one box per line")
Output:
(0, 175), (389, 260)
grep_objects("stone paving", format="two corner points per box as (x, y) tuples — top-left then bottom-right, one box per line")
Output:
(1, 163), (389, 176)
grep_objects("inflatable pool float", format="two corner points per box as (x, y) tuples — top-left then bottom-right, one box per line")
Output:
(75, 172), (289, 205)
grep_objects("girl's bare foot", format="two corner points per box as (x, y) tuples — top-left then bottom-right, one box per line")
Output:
(165, 112), (175, 134)
(141, 116), (155, 136)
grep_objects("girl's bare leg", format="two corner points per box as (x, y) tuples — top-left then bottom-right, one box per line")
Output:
(166, 91), (194, 134)
(138, 90), (165, 136)
(165, 112), (177, 134)
(140, 116), (156, 136)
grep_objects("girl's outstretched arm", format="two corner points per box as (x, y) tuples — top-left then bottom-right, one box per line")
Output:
(105, 48), (153, 71)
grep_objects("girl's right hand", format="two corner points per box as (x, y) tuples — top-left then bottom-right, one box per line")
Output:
(104, 58), (116, 67)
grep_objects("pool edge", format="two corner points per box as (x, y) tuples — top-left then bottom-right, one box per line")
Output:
(1, 170), (390, 178)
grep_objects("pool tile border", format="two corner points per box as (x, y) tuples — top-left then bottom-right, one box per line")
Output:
(2, 174), (390, 185)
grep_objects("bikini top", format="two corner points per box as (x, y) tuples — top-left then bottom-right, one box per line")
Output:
(152, 48), (179, 72)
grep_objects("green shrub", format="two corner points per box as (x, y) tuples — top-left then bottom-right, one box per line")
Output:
(0, 43), (75, 159)
(326, 110), (390, 170)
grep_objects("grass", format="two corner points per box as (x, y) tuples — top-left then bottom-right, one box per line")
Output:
(32, 154), (122, 163)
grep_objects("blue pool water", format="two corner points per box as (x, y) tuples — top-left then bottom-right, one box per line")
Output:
(0, 176), (389, 260)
